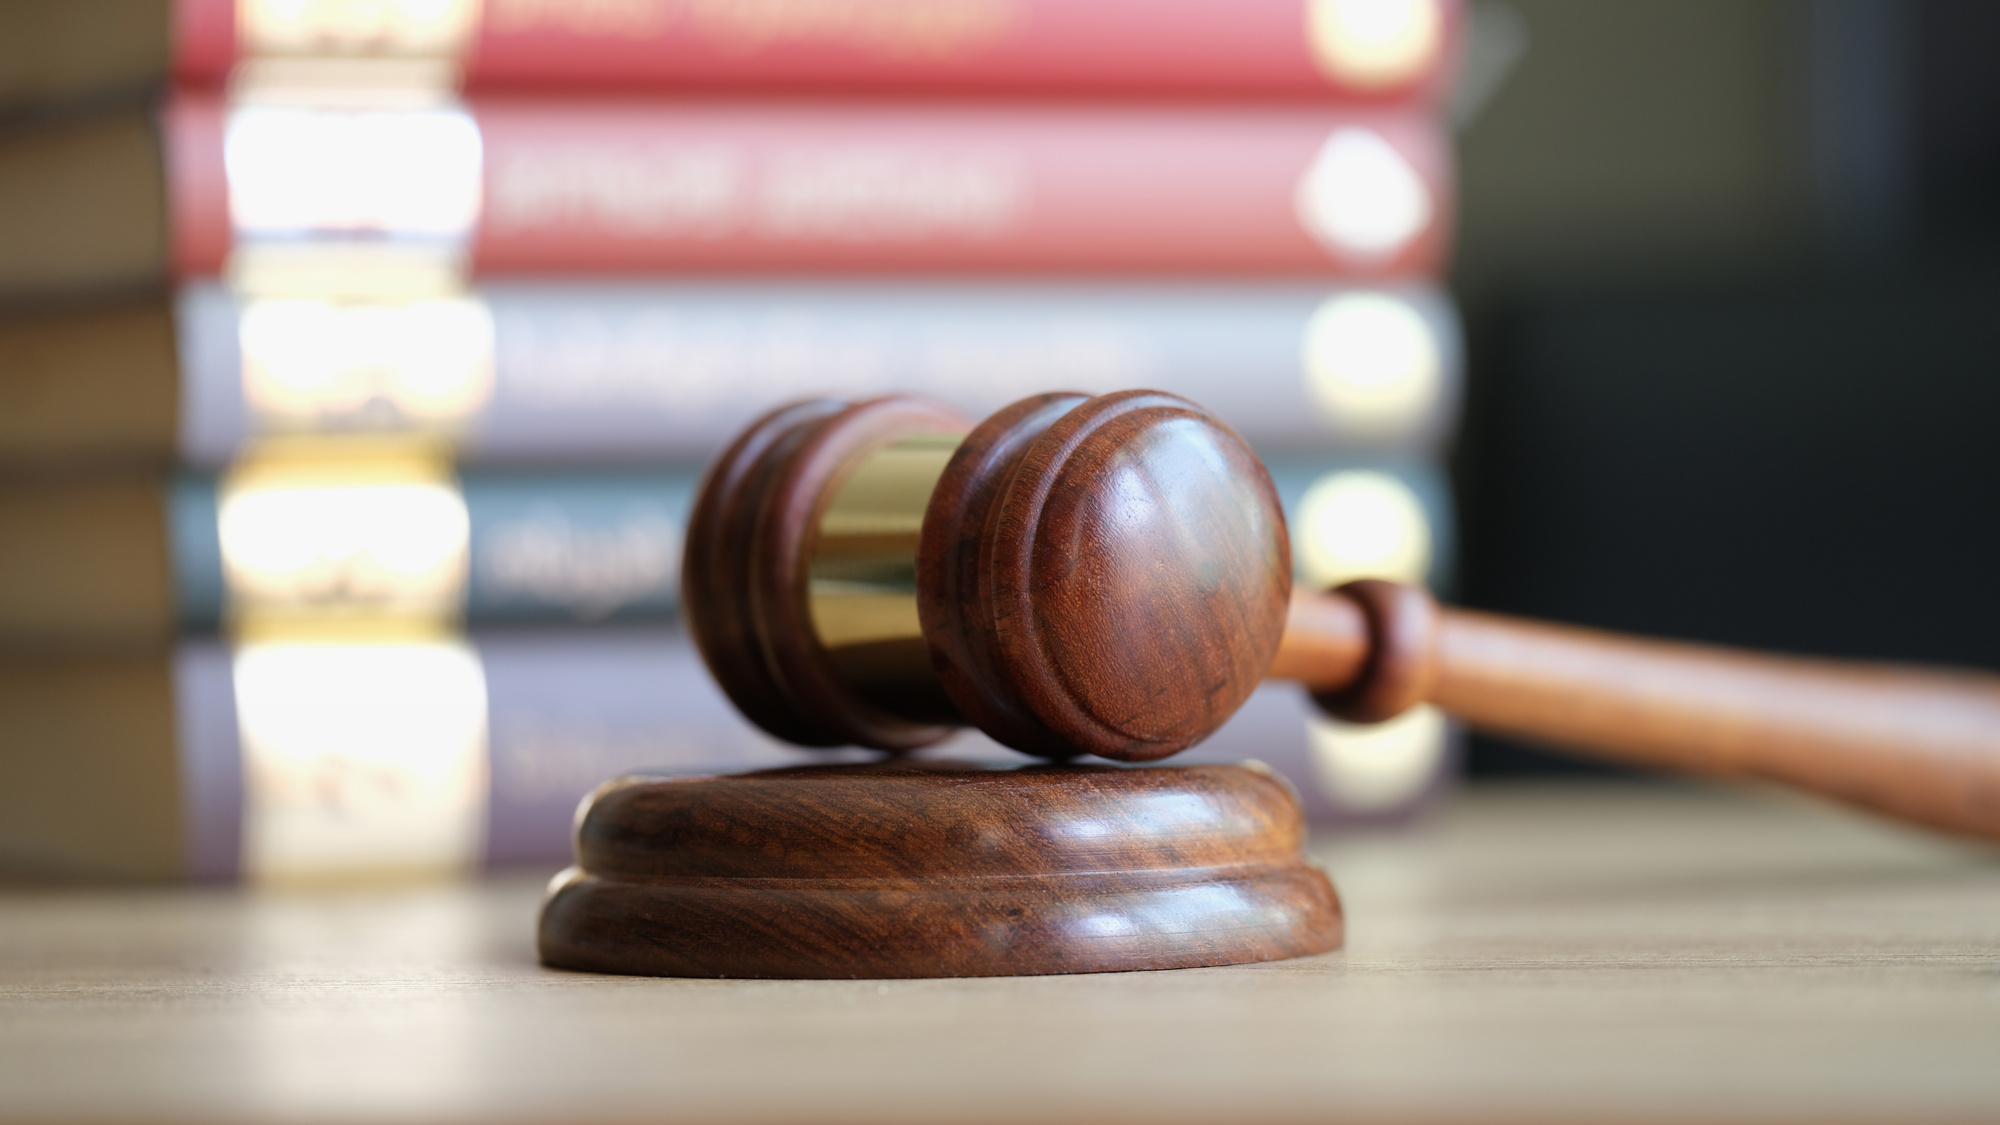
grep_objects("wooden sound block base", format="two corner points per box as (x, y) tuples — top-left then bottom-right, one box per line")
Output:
(537, 761), (1343, 979)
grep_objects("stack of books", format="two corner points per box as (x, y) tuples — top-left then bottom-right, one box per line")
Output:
(1, 0), (1463, 882)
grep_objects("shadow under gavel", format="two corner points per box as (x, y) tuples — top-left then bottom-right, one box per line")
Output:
(685, 389), (2000, 841)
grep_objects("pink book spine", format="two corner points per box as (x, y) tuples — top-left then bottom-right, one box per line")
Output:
(172, 0), (1462, 103)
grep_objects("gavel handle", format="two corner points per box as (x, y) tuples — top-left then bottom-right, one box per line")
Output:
(1271, 583), (2000, 841)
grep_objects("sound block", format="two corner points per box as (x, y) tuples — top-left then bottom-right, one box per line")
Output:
(537, 760), (1343, 979)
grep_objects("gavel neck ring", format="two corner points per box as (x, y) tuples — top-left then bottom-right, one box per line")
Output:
(1311, 579), (1441, 724)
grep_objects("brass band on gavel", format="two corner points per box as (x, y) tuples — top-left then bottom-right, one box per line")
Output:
(806, 433), (967, 724)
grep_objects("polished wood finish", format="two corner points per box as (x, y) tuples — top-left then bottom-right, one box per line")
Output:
(1307, 579), (1441, 724)
(538, 760), (1341, 979)
(663, 392), (1315, 979)
(1279, 582), (2000, 840)
(1266, 585), (1370, 687)
(685, 389), (2000, 842)
(919, 390), (1291, 761)
(690, 390), (1290, 762)
(917, 392), (1091, 756)
(681, 397), (849, 747)
(1431, 608), (2000, 838)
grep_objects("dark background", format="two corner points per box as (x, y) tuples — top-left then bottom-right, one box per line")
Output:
(1450, 0), (2000, 774)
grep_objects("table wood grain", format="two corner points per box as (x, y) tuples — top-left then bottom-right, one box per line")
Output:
(3, 782), (1998, 1124)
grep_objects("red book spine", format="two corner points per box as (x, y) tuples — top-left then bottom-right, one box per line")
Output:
(172, 0), (236, 83)
(469, 0), (1462, 102)
(172, 0), (1461, 103)
(167, 93), (1451, 279)
(475, 100), (1448, 276)
(164, 95), (231, 280)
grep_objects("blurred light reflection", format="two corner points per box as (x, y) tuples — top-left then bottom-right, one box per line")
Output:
(1307, 0), (1443, 87)
(1294, 469), (1433, 588)
(1308, 703), (1446, 811)
(241, 296), (497, 431)
(241, 0), (481, 56)
(1295, 128), (1432, 261)
(226, 104), (483, 240)
(1302, 292), (1441, 435)
(235, 638), (489, 884)
(218, 445), (471, 619)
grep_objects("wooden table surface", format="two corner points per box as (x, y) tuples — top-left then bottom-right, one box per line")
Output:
(3, 782), (1998, 1125)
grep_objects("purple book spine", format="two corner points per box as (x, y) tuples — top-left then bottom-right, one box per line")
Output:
(175, 281), (1461, 467)
(175, 627), (1453, 879)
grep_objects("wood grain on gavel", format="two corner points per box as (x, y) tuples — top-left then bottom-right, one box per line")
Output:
(681, 390), (2000, 841)
(540, 760), (1341, 978)
(1277, 582), (2000, 841)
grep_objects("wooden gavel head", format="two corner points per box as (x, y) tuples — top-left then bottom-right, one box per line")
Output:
(682, 390), (1292, 762)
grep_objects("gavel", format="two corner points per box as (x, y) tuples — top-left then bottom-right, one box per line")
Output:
(682, 389), (2000, 841)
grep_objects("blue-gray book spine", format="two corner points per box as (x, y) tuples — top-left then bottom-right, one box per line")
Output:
(168, 459), (1451, 626)
(169, 471), (697, 630)
(1264, 454), (1455, 587)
